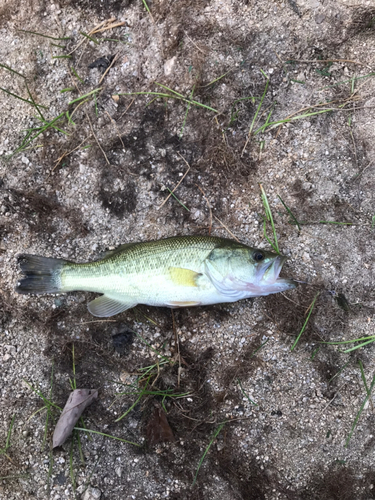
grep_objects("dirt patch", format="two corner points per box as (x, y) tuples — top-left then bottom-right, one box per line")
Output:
(1, 0), (375, 499)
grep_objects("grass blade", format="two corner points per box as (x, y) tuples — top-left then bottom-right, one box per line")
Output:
(341, 339), (375, 353)
(201, 69), (233, 88)
(346, 369), (375, 446)
(68, 88), (102, 106)
(11, 112), (66, 156)
(71, 67), (84, 83)
(260, 184), (279, 253)
(193, 423), (225, 486)
(0, 63), (25, 79)
(117, 89), (218, 112)
(74, 427), (141, 447)
(254, 108), (336, 135)
(321, 335), (375, 352)
(0, 415), (15, 458)
(23, 379), (61, 411)
(115, 375), (151, 422)
(25, 81), (45, 120)
(237, 379), (257, 405)
(179, 83), (196, 138)
(248, 70), (269, 136)
(164, 187), (190, 211)
(141, 0), (152, 16)
(80, 32), (99, 44)
(277, 195), (301, 230)
(0, 87), (48, 109)
(319, 220), (353, 225)
(291, 292), (320, 351)
(18, 29), (70, 40)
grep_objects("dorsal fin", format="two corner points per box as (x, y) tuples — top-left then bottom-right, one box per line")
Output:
(97, 243), (138, 260)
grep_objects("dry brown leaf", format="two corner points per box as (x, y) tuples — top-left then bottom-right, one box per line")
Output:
(146, 407), (175, 447)
(53, 389), (98, 448)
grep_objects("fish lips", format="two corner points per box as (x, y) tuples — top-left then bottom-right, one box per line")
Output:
(260, 255), (296, 288)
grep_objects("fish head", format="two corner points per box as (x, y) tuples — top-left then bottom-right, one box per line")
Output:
(205, 245), (296, 298)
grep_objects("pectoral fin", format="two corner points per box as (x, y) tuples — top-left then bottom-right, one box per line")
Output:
(87, 295), (137, 317)
(169, 267), (201, 287)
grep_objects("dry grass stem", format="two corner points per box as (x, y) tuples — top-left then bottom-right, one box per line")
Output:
(99, 53), (119, 84)
(195, 184), (213, 235)
(213, 215), (240, 242)
(184, 31), (209, 55)
(288, 58), (366, 66)
(158, 154), (191, 210)
(118, 97), (136, 119)
(105, 110), (125, 148)
(85, 111), (110, 165)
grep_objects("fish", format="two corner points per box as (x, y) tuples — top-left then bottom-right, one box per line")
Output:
(16, 235), (296, 317)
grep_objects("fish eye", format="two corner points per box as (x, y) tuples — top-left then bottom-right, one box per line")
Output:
(253, 251), (265, 262)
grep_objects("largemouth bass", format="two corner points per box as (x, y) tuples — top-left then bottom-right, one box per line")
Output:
(16, 236), (296, 317)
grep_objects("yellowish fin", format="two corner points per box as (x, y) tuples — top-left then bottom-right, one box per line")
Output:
(165, 300), (201, 308)
(169, 267), (201, 287)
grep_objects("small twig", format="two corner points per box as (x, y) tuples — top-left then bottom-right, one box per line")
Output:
(99, 53), (119, 84)
(274, 96), (360, 138)
(195, 184), (213, 235)
(273, 49), (283, 64)
(280, 292), (303, 307)
(158, 154), (191, 210)
(85, 111), (110, 165)
(118, 97), (135, 119)
(50, 136), (91, 175)
(320, 383), (346, 413)
(287, 58), (365, 66)
(105, 111), (125, 148)
(68, 17), (122, 56)
(351, 161), (374, 182)
(184, 31), (208, 55)
(215, 116), (227, 146)
(200, 69), (234, 89)
(213, 215), (240, 242)
(68, 19), (110, 55)
(91, 22), (126, 34)
(349, 127), (358, 168)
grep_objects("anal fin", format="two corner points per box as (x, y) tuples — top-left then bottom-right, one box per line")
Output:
(165, 300), (201, 308)
(87, 295), (137, 317)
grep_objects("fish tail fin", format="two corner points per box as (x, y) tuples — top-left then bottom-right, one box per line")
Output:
(16, 254), (67, 294)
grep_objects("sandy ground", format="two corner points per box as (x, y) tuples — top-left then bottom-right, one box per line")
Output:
(1, 0), (375, 499)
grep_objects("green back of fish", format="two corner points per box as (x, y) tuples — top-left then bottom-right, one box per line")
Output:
(63, 236), (247, 280)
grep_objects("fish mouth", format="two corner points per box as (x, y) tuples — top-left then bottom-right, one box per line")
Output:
(261, 255), (296, 289)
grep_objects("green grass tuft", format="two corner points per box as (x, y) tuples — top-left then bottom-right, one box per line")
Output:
(345, 362), (375, 447)
(0, 415), (15, 461)
(321, 335), (375, 353)
(260, 184), (279, 253)
(117, 82), (218, 113)
(237, 379), (258, 406)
